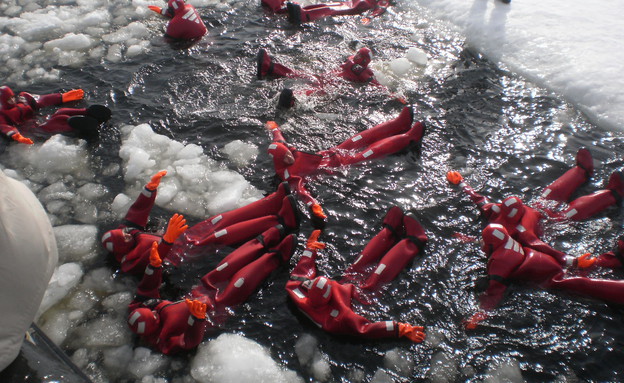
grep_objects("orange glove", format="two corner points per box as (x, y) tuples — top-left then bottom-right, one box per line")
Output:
(311, 203), (327, 220)
(265, 121), (279, 131)
(12, 133), (33, 145)
(61, 89), (84, 102)
(465, 311), (487, 330)
(397, 323), (425, 343)
(148, 5), (163, 14)
(576, 253), (596, 269)
(306, 229), (325, 250)
(446, 171), (463, 185)
(185, 299), (207, 319)
(163, 213), (188, 243)
(149, 241), (162, 268)
(146, 170), (167, 190)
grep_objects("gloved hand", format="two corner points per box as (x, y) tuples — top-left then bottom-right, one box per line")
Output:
(149, 241), (162, 268)
(446, 171), (463, 185)
(185, 299), (207, 319)
(397, 323), (425, 343)
(148, 5), (163, 14)
(575, 253), (596, 269)
(266, 121), (279, 131)
(311, 203), (327, 220)
(12, 132), (33, 145)
(306, 229), (325, 250)
(465, 311), (487, 330)
(146, 170), (167, 190)
(61, 89), (84, 103)
(163, 213), (188, 243)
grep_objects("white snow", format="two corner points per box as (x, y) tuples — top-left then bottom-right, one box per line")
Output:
(407, 0), (624, 129)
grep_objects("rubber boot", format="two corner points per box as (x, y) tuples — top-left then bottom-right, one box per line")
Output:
(607, 171), (624, 198)
(278, 88), (296, 109)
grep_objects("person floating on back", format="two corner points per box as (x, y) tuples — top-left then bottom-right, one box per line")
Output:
(0, 85), (111, 143)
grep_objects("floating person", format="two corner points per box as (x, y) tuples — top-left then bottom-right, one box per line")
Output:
(285, 0), (391, 25)
(286, 207), (427, 341)
(264, 106), (425, 227)
(446, 148), (624, 262)
(128, 242), (208, 355)
(256, 47), (405, 108)
(103, 169), (300, 270)
(261, 0), (391, 24)
(101, 170), (190, 275)
(465, 224), (624, 330)
(148, 0), (207, 46)
(129, 225), (296, 354)
(0, 85), (111, 144)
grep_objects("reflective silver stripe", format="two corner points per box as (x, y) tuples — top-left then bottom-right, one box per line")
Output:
(215, 229), (227, 238)
(306, 201), (313, 206)
(565, 256), (574, 267)
(302, 250), (313, 258)
(171, 1), (179, 9)
(541, 188), (552, 198)
(353, 254), (363, 265)
(491, 205), (501, 213)
(374, 264), (386, 275)
(234, 278), (245, 288)
(504, 238), (514, 250)
(129, 311), (141, 325)
(269, 143), (277, 149)
(106, 242), (114, 252)
(330, 309), (339, 317)
(493, 229), (505, 240)
(216, 262), (229, 271)
(211, 215), (223, 224)
(565, 209), (578, 218)
(121, 255), (127, 263)
(513, 241), (520, 252)
(385, 321), (394, 331)
(516, 224), (526, 233)
(102, 232), (112, 242)
(505, 198), (518, 206)
(315, 277), (327, 289)
(323, 285), (332, 299)
(137, 322), (145, 334)
(145, 267), (154, 275)
(141, 189), (152, 198)
(188, 316), (195, 326)
(362, 150), (374, 158)
(182, 9), (195, 20)
(459, 182), (467, 188)
(351, 135), (363, 142)
(292, 288), (306, 299)
(283, 169), (290, 179)
(508, 208), (518, 218)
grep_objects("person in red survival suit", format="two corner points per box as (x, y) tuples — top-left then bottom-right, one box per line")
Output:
(101, 170), (190, 275)
(446, 148), (624, 263)
(128, 242), (208, 355)
(261, 0), (390, 24)
(165, 181), (301, 266)
(189, 224), (296, 313)
(465, 224), (624, 329)
(148, 0), (207, 43)
(0, 86), (112, 144)
(285, 206), (427, 341)
(257, 47), (405, 108)
(264, 106), (425, 228)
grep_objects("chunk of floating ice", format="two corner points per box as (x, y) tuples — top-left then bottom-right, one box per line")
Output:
(406, 47), (428, 66)
(390, 57), (412, 76)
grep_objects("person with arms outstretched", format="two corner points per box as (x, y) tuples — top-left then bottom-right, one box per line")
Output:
(148, 0), (207, 44)
(286, 207), (427, 341)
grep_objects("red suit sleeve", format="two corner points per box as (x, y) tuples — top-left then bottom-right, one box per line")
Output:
(595, 239), (624, 269)
(19, 92), (63, 109)
(0, 123), (19, 139)
(290, 245), (319, 280)
(563, 190), (619, 221)
(458, 180), (497, 219)
(124, 186), (158, 228)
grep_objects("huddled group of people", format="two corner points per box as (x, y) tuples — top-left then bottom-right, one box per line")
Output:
(3, 0), (622, 361)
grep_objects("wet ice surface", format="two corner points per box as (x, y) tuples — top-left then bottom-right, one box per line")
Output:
(1, 0), (624, 382)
